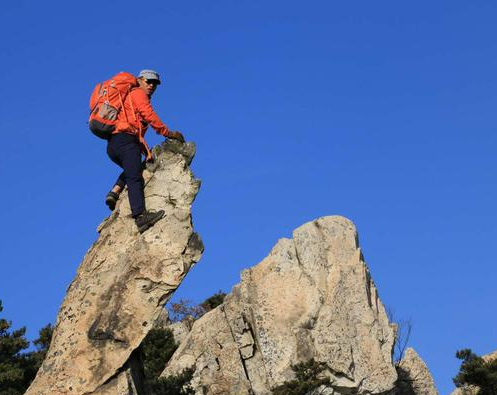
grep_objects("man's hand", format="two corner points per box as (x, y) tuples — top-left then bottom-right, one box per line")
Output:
(168, 131), (185, 143)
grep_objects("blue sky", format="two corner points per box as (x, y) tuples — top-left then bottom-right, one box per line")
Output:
(0, 1), (496, 393)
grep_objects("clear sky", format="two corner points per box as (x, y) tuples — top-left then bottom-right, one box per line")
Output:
(0, 1), (495, 393)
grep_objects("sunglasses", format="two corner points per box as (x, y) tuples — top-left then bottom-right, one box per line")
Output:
(144, 79), (159, 86)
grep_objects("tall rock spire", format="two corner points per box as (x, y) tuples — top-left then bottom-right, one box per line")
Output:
(25, 140), (203, 395)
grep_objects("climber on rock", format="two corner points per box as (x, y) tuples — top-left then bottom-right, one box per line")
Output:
(105, 69), (185, 233)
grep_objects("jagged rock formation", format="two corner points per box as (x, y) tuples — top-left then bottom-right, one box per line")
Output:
(396, 348), (439, 395)
(163, 216), (413, 395)
(25, 140), (203, 395)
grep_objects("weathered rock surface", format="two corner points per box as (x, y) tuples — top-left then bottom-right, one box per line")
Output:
(396, 348), (439, 395)
(163, 216), (399, 395)
(25, 140), (203, 395)
(484, 350), (497, 361)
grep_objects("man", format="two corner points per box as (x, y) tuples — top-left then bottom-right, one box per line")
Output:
(105, 69), (185, 233)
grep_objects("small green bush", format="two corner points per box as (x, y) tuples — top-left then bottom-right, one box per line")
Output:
(200, 291), (226, 312)
(272, 359), (330, 395)
(141, 328), (178, 381)
(140, 328), (195, 395)
(168, 291), (227, 322)
(0, 301), (52, 395)
(148, 367), (195, 395)
(453, 349), (497, 395)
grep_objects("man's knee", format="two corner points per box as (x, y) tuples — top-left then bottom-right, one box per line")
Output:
(126, 173), (144, 185)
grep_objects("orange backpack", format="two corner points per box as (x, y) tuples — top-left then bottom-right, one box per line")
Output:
(88, 72), (138, 139)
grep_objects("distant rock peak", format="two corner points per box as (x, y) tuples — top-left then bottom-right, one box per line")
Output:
(162, 216), (433, 395)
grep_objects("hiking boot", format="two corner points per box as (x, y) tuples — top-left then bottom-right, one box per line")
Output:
(105, 191), (120, 211)
(135, 210), (165, 233)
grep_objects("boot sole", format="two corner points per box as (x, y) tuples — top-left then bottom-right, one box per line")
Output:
(137, 212), (165, 234)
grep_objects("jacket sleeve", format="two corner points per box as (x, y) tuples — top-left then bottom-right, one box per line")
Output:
(131, 89), (170, 137)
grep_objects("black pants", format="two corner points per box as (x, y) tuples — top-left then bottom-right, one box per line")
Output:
(107, 133), (145, 217)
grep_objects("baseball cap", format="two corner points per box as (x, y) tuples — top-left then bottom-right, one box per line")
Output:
(138, 69), (161, 85)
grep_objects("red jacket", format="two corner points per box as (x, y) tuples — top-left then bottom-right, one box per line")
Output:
(115, 87), (171, 159)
